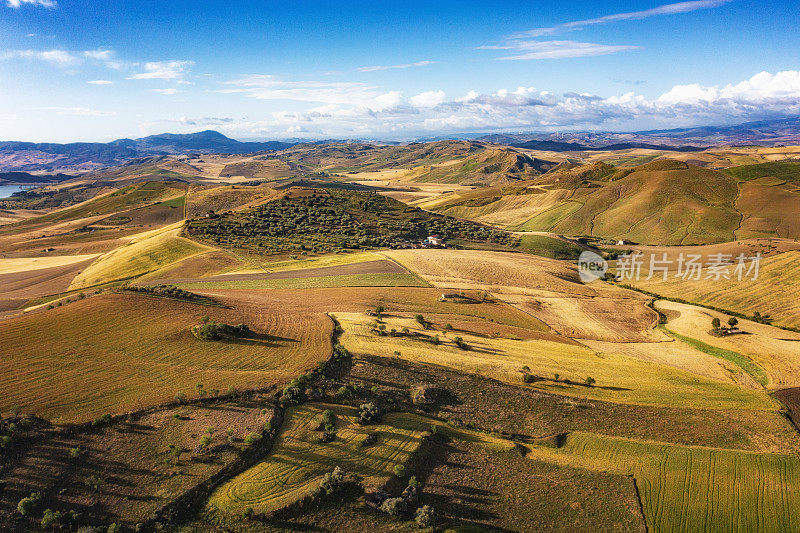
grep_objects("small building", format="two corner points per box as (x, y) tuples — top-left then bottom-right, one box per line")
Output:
(426, 235), (443, 246)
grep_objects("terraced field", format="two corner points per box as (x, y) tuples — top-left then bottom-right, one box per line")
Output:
(336, 312), (776, 409)
(0, 292), (332, 422)
(207, 403), (426, 515)
(529, 432), (800, 533)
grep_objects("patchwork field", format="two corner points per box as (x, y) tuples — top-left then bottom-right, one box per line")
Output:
(207, 403), (426, 515)
(0, 292), (332, 422)
(528, 431), (800, 533)
(336, 312), (776, 409)
(656, 299), (800, 388)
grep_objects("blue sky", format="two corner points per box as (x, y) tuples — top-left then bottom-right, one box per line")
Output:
(1, 0), (799, 141)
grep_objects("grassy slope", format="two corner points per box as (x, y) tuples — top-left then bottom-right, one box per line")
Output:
(632, 251), (800, 329)
(0, 292), (332, 422)
(69, 223), (212, 289)
(207, 403), (425, 515)
(337, 313), (776, 410)
(515, 234), (585, 260)
(8, 181), (186, 227)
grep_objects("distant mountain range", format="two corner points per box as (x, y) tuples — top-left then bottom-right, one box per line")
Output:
(2, 116), (799, 176)
(0, 130), (295, 173)
(476, 117), (800, 150)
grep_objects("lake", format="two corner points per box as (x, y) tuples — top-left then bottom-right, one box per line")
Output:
(0, 184), (36, 199)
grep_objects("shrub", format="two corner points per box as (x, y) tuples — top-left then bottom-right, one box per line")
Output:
(408, 476), (421, 489)
(199, 435), (213, 448)
(334, 386), (352, 400)
(414, 505), (435, 527)
(91, 413), (112, 427)
(522, 373), (534, 383)
(69, 447), (81, 459)
(41, 508), (63, 530)
(381, 497), (407, 516)
(320, 466), (346, 494)
(453, 336), (469, 350)
(17, 491), (42, 516)
(728, 317), (739, 328)
(107, 523), (121, 533)
(322, 409), (336, 432)
(243, 433), (260, 446)
(415, 314), (428, 329)
(712, 317), (721, 329)
(393, 464), (406, 477)
(281, 379), (307, 406)
(358, 402), (381, 425)
(243, 507), (254, 519)
(585, 376), (596, 387)
(195, 321), (251, 341)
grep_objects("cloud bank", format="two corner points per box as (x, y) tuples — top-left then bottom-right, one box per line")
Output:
(207, 70), (800, 137)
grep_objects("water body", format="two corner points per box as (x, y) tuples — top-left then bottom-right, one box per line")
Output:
(0, 184), (36, 199)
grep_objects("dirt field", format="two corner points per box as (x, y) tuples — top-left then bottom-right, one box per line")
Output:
(0, 398), (278, 528)
(382, 249), (593, 296)
(505, 293), (662, 342)
(0, 292), (332, 422)
(420, 437), (645, 532)
(0, 256), (97, 314)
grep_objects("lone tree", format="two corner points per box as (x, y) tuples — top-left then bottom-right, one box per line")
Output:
(712, 317), (721, 329)
(728, 317), (739, 328)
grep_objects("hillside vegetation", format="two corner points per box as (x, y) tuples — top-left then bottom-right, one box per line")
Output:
(186, 187), (515, 255)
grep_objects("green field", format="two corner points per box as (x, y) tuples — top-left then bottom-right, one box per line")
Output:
(529, 431), (800, 532)
(723, 161), (800, 182)
(515, 233), (585, 260)
(207, 403), (426, 515)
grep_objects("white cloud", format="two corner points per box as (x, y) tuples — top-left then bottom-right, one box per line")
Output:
(1, 48), (123, 69)
(358, 60), (434, 73)
(38, 106), (116, 117)
(1, 49), (78, 65)
(410, 90), (446, 108)
(152, 88), (184, 95)
(6, 0), (56, 8)
(220, 75), (381, 105)
(128, 60), (194, 80)
(87, 80), (112, 85)
(516, 0), (732, 38)
(480, 40), (640, 60)
(206, 70), (800, 138)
